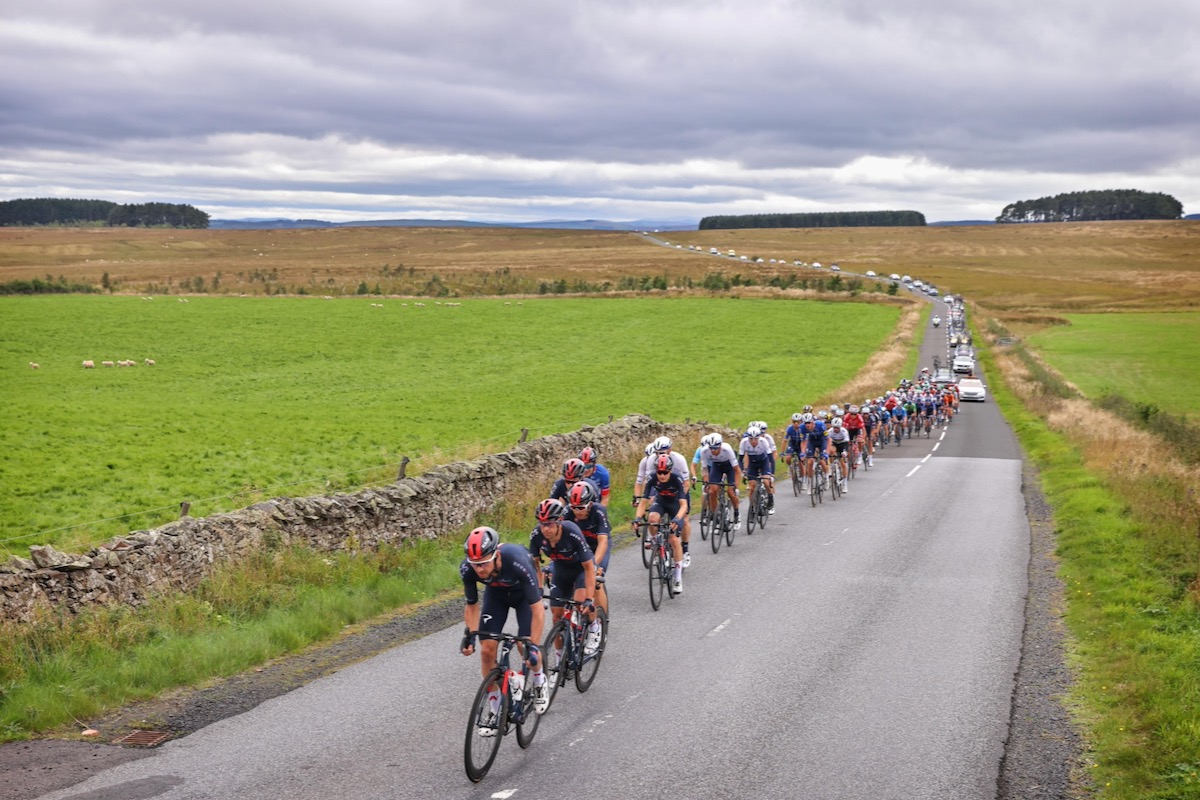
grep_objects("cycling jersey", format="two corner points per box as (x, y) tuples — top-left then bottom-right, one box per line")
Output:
(739, 436), (773, 479)
(549, 477), (602, 503)
(636, 451), (689, 486)
(460, 543), (541, 636)
(569, 505), (612, 571)
(583, 463), (611, 501)
(700, 442), (739, 485)
(784, 423), (805, 454)
(529, 520), (594, 609)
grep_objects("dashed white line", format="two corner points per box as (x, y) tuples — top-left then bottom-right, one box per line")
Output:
(921, 454), (932, 463)
(706, 619), (733, 637)
(932, 442), (940, 451)
(906, 465), (922, 478)
(493, 790), (518, 799)
(939, 430), (947, 441)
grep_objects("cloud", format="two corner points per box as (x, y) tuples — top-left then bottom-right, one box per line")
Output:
(1, 0), (1198, 221)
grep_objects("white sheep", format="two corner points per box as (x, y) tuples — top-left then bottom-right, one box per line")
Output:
(82, 360), (95, 369)
(102, 360), (115, 367)
(144, 359), (156, 366)
(29, 362), (39, 369)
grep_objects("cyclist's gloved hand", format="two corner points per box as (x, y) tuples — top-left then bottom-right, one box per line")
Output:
(582, 599), (595, 613)
(460, 626), (477, 654)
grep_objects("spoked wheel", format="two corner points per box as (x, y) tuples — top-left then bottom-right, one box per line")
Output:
(725, 501), (737, 547)
(810, 469), (818, 507)
(514, 664), (540, 748)
(699, 507), (710, 541)
(830, 466), (842, 500)
(711, 503), (724, 553)
(816, 471), (825, 504)
(575, 608), (607, 693)
(649, 547), (665, 610)
(464, 669), (508, 783)
(540, 621), (569, 712)
(791, 463), (801, 496)
(759, 489), (769, 528)
(640, 522), (652, 569)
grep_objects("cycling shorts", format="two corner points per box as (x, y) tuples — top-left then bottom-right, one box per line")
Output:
(707, 461), (736, 487)
(546, 561), (589, 609)
(845, 427), (863, 441)
(833, 440), (850, 456)
(744, 456), (771, 480)
(804, 445), (828, 459)
(479, 586), (536, 637)
(648, 497), (684, 521)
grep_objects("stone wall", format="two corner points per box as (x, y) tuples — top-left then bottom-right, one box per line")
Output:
(0, 415), (724, 624)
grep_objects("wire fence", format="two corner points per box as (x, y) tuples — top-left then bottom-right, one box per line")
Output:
(1, 414), (619, 554)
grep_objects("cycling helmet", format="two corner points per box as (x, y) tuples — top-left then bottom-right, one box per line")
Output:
(801, 412), (814, 423)
(834, 408), (844, 417)
(568, 481), (597, 508)
(850, 405), (860, 414)
(701, 433), (723, 449)
(464, 526), (500, 563)
(755, 420), (767, 430)
(802, 404), (813, 413)
(578, 446), (598, 465)
(829, 404), (839, 413)
(746, 425), (762, 438)
(791, 412), (803, 422)
(645, 443), (656, 457)
(818, 410), (829, 420)
(535, 498), (568, 522)
(831, 417), (843, 428)
(654, 454), (673, 473)
(652, 435), (672, 453)
(562, 458), (587, 482)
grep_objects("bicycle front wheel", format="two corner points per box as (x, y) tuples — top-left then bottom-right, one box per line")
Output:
(791, 462), (801, 496)
(575, 608), (607, 693)
(649, 548), (665, 610)
(540, 621), (569, 712)
(699, 507), (710, 541)
(725, 502), (737, 546)
(711, 504), (724, 553)
(464, 669), (507, 782)
(640, 523), (652, 569)
(746, 488), (758, 535)
(514, 665), (541, 749)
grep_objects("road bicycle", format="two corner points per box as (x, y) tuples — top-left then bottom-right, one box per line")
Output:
(922, 413), (934, 438)
(848, 438), (861, 479)
(745, 475), (769, 534)
(633, 496), (652, 568)
(788, 455), (804, 495)
(702, 481), (736, 553)
(541, 583), (608, 704)
(463, 631), (542, 782)
(808, 458), (826, 506)
(830, 454), (844, 501)
(646, 518), (679, 610)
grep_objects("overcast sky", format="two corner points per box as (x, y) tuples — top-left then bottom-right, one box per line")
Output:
(2, 0), (1198, 223)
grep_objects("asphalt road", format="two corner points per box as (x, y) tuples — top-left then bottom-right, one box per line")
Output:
(29, 305), (1037, 800)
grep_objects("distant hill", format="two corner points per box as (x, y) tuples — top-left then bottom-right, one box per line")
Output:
(929, 220), (995, 227)
(209, 217), (698, 232)
(1186, 214), (1199, 220)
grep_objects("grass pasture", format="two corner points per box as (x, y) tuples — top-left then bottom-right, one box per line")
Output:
(1, 294), (900, 555)
(1025, 311), (1200, 419)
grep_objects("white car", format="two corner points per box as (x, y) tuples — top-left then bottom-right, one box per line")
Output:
(812, 261), (822, 269)
(830, 264), (841, 271)
(902, 275), (912, 283)
(952, 355), (976, 374)
(958, 378), (986, 402)
(889, 273), (901, 280)
(865, 270), (877, 277)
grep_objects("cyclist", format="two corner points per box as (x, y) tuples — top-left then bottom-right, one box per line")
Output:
(889, 400), (908, 444)
(800, 413), (830, 493)
(529, 498), (599, 658)
(699, 432), (742, 531)
(783, 412), (807, 489)
(577, 446), (611, 506)
(634, 436), (694, 566)
(751, 420), (777, 512)
(460, 526), (550, 726)
(828, 417), (852, 493)
(634, 454), (690, 594)
(902, 394), (918, 437)
(918, 390), (937, 433)
(550, 458), (600, 504)
(739, 425), (775, 514)
(566, 481), (611, 626)
(843, 404), (868, 467)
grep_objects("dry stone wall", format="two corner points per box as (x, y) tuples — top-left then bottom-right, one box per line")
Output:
(0, 415), (725, 624)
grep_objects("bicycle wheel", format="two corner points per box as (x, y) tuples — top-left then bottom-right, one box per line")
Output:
(809, 466), (817, 507)
(760, 487), (769, 527)
(649, 546), (665, 610)
(830, 464), (841, 500)
(711, 502), (724, 553)
(514, 663), (541, 749)
(640, 522), (652, 569)
(816, 470), (825, 504)
(540, 621), (569, 711)
(464, 669), (507, 782)
(725, 500), (736, 547)
(575, 608), (607, 693)
(746, 486), (758, 535)
(791, 462), (801, 496)
(699, 506), (710, 541)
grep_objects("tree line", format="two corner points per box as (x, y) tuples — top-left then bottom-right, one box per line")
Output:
(996, 189), (1182, 223)
(0, 198), (210, 228)
(698, 211), (926, 230)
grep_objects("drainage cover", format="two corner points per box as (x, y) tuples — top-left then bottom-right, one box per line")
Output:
(113, 730), (171, 747)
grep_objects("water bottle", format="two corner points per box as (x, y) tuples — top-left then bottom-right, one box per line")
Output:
(510, 672), (524, 702)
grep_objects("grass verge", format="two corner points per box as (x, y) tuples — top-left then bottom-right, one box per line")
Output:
(978, 328), (1200, 799)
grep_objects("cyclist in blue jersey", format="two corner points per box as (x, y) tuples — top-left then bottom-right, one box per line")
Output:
(784, 412), (807, 488)
(460, 527), (550, 724)
(799, 413), (831, 493)
(577, 446), (611, 506)
(890, 402), (908, 444)
(550, 458), (601, 503)
(530, 498), (600, 656)
(635, 454), (690, 594)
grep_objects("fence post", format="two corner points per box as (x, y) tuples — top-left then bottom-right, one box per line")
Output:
(179, 501), (191, 518)
(397, 456), (411, 481)
(519, 428), (529, 443)
(608, 415), (613, 423)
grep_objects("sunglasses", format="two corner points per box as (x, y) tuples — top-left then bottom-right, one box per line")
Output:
(656, 470), (671, 475)
(570, 504), (589, 511)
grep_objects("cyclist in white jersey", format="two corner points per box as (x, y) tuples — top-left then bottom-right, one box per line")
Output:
(633, 436), (694, 566)
(739, 425), (775, 513)
(699, 433), (742, 530)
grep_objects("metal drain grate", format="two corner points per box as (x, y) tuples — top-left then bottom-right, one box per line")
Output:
(113, 730), (171, 747)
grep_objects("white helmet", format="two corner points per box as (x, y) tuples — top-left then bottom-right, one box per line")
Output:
(791, 412), (803, 422)
(818, 410), (829, 420)
(801, 413), (814, 423)
(747, 425), (762, 438)
(850, 405), (859, 414)
(829, 404), (839, 413)
(645, 443), (656, 457)
(652, 435), (672, 452)
(834, 408), (844, 417)
(831, 416), (843, 428)
(755, 420), (767, 430)
(701, 433), (723, 449)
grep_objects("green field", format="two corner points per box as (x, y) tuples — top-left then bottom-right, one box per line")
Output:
(1026, 311), (1200, 418)
(2, 295), (899, 554)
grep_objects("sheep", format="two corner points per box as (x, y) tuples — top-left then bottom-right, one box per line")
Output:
(102, 361), (115, 367)
(144, 359), (156, 366)
(29, 362), (39, 369)
(82, 360), (95, 369)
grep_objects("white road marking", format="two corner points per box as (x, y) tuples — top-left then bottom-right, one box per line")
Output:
(940, 431), (947, 441)
(906, 465), (922, 478)
(922, 454), (932, 463)
(706, 619), (733, 637)
(493, 790), (518, 799)
(932, 442), (940, 451)
(823, 527), (851, 547)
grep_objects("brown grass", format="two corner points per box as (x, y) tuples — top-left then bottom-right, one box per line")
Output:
(3, 220), (1198, 309)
